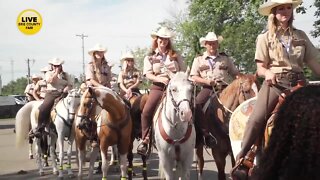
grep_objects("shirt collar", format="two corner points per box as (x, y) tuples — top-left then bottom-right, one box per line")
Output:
(203, 51), (219, 60)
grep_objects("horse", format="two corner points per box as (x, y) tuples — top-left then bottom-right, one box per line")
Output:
(15, 100), (49, 165)
(75, 86), (132, 179)
(154, 71), (196, 180)
(195, 74), (258, 180)
(15, 89), (81, 176)
(53, 88), (81, 178)
(126, 92), (149, 180)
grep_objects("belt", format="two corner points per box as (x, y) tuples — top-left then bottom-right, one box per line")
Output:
(152, 82), (166, 88)
(276, 72), (304, 81)
(203, 84), (227, 92)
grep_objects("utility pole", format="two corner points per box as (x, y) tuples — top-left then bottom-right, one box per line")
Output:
(26, 58), (35, 84)
(76, 34), (88, 80)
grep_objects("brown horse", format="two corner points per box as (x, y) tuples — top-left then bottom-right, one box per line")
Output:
(196, 74), (258, 180)
(127, 93), (149, 180)
(75, 86), (132, 179)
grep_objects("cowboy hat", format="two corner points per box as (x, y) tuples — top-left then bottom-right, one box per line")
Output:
(151, 27), (174, 39)
(121, 51), (134, 61)
(48, 57), (64, 65)
(40, 66), (50, 72)
(258, 0), (302, 16)
(199, 32), (224, 47)
(31, 74), (40, 79)
(88, 43), (107, 56)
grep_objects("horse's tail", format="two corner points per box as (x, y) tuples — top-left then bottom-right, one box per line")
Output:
(228, 137), (236, 167)
(15, 101), (34, 148)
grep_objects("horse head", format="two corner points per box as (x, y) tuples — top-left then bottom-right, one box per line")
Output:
(64, 88), (81, 121)
(166, 71), (193, 123)
(237, 74), (259, 104)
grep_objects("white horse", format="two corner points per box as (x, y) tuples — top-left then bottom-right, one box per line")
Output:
(154, 71), (196, 180)
(53, 89), (81, 178)
(15, 89), (80, 176)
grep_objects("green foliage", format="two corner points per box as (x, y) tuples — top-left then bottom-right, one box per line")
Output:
(311, 0), (320, 38)
(173, 0), (265, 73)
(1, 77), (28, 95)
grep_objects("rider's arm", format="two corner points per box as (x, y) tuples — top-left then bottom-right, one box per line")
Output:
(32, 82), (42, 101)
(256, 60), (276, 85)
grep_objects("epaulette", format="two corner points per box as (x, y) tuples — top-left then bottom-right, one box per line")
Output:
(219, 52), (228, 57)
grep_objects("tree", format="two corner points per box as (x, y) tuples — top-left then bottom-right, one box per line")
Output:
(311, 0), (320, 38)
(1, 77), (28, 95)
(170, 0), (265, 73)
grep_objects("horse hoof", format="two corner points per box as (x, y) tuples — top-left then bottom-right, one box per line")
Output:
(29, 155), (34, 159)
(53, 171), (59, 175)
(39, 171), (45, 176)
(68, 173), (75, 178)
(43, 163), (49, 167)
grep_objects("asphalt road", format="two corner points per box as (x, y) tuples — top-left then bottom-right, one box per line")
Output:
(0, 118), (233, 180)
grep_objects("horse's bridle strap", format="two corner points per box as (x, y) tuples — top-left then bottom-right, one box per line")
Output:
(158, 112), (192, 145)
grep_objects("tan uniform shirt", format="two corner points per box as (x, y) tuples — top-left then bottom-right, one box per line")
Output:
(190, 51), (239, 85)
(86, 60), (112, 87)
(255, 28), (319, 73)
(45, 71), (70, 91)
(34, 79), (47, 98)
(118, 68), (140, 88)
(143, 49), (186, 78)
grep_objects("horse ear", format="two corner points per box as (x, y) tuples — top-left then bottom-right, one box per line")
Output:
(185, 66), (190, 76)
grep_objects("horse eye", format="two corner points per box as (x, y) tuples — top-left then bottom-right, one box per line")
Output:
(171, 87), (177, 92)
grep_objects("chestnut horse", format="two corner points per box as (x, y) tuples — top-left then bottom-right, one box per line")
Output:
(75, 86), (132, 179)
(196, 74), (258, 180)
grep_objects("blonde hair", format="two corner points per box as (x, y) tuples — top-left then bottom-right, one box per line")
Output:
(267, 7), (294, 63)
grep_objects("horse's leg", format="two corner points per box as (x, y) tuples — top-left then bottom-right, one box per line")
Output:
(195, 145), (204, 180)
(66, 138), (75, 177)
(76, 139), (86, 179)
(211, 148), (227, 180)
(127, 138), (134, 180)
(28, 137), (34, 159)
(35, 138), (44, 176)
(110, 145), (119, 165)
(142, 155), (148, 180)
(158, 152), (174, 180)
(49, 132), (58, 175)
(119, 153), (128, 180)
(101, 146), (110, 179)
(57, 132), (64, 178)
(88, 146), (99, 179)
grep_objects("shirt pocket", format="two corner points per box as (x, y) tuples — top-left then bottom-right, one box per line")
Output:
(199, 65), (210, 72)
(165, 61), (178, 72)
(218, 62), (228, 70)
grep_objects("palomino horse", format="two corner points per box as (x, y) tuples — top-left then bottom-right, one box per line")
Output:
(154, 71), (196, 180)
(53, 88), (81, 178)
(15, 89), (81, 176)
(75, 86), (132, 179)
(195, 74), (258, 180)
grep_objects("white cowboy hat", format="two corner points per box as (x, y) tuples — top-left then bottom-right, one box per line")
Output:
(199, 32), (224, 47)
(48, 57), (64, 65)
(88, 43), (107, 56)
(258, 0), (302, 16)
(40, 66), (50, 72)
(31, 74), (40, 79)
(151, 27), (174, 39)
(121, 51), (134, 61)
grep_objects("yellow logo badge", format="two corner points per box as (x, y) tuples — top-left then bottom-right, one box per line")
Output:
(17, 9), (42, 35)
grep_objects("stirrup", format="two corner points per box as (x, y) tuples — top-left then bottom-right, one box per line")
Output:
(137, 142), (148, 156)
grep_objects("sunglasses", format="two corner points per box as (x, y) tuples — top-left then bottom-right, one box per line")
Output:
(53, 65), (61, 67)
(126, 59), (134, 62)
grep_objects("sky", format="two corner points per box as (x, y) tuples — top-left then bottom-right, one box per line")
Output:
(0, 0), (318, 86)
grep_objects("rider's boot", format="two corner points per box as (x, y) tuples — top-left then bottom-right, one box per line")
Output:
(30, 123), (46, 138)
(137, 137), (150, 156)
